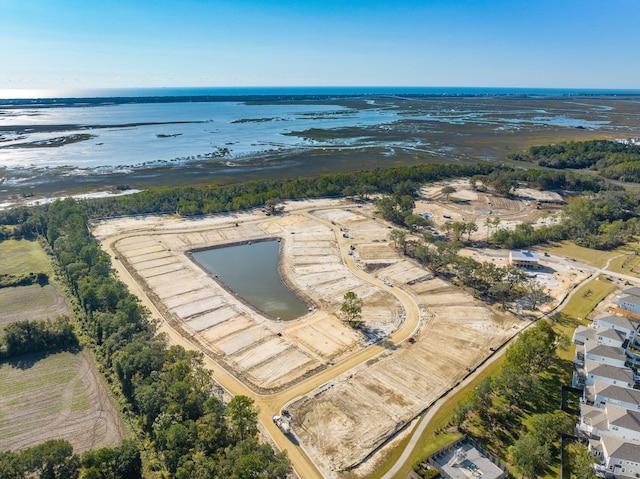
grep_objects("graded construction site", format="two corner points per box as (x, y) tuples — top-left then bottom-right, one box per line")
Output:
(93, 185), (583, 478)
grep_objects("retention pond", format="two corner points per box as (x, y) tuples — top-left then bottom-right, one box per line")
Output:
(191, 240), (308, 321)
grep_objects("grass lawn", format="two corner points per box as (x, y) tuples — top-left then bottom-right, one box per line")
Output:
(370, 275), (615, 479)
(604, 250), (640, 277)
(363, 358), (505, 479)
(543, 241), (627, 269)
(0, 239), (71, 330)
(0, 239), (52, 276)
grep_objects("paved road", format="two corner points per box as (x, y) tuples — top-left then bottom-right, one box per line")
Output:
(100, 204), (422, 479)
(381, 252), (639, 478)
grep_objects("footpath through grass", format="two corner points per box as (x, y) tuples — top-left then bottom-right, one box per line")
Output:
(368, 274), (616, 479)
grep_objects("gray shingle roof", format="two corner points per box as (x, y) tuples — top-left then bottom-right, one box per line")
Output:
(593, 380), (640, 406)
(601, 433), (640, 463)
(595, 313), (639, 331)
(607, 404), (640, 432)
(585, 343), (628, 362)
(586, 361), (635, 383)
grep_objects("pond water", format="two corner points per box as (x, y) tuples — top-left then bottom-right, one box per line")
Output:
(191, 240), (308, 321)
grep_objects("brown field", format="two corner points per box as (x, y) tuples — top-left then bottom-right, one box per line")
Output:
(0, 350), (125, 453)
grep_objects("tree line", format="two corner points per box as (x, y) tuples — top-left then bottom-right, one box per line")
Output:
(446, 322), (578, 479)
(489, 190), (640, 250)
(0, 271), (48, 289)
(0, 198), (291, 478)
(512, 139), (640, 183)
(0, 439), (142, 479)
(0, 316), (78, 359)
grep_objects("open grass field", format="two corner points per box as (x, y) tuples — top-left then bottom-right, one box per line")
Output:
(543, 241), (626, 269)
(0, 284), (71, 329)
(0, 350), (125, 453)
(0, 239), (70, 330)
(0, 239), (52, 276)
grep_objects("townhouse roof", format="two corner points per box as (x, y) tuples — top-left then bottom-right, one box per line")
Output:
(601, 433), (640, 463)
(622, 286), (640, 298)
(590, 380), (640, 406)
(574, 325), (626, 344)
(585, 343), (628, 363)
(618, 294), (640, 308)
(580, 403), (609, 430)
(607, 404), (640, 433)
(594, 313), (640, 331)
(586, 360), (636, 384)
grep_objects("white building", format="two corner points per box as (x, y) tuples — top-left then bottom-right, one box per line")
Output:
(597, 434), (640, 478)
(617, 294), (640, 316)
(508, 250), (540, 269)
(581, 343), (629, 368)
(579, 360), (636, 389)
(585, 381), (640, 411)
(593, 313), (640, 339)
(573, 324), (627, 348)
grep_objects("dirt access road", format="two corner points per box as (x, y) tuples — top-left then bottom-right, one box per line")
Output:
(95, 191), (535, 478)
(97, 201), (421, 478)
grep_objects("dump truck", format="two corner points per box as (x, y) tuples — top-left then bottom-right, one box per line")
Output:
(272, 415), (291, 435)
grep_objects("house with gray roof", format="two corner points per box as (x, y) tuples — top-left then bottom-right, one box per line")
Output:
(579, 360), (636, 389)
(599, 434), (640, 479)
(585, 381), (640, 411)
(617, 294), (640, 315)
(578, 403), (640, 442)
(582, 343), (629, 368)
(593, 313), (639, 339)
(622, 286), (640, 298)
(573, 325), (627, 348)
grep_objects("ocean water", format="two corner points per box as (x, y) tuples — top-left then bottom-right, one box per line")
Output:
(0, 101), (399, 170)
(0, 87), (634, 174)
(2, 86), (640, 99)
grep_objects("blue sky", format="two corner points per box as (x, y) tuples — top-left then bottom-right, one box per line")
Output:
(1, 0), (639, 90)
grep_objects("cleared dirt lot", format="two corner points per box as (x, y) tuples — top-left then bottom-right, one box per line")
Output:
(93, 189), (583, 477)
(97, 204), (400, 393)
(0, 351), (125, 453)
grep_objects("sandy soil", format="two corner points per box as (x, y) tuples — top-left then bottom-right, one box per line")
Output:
(92, 187), (586, 477)
(0, 351), (125, 453)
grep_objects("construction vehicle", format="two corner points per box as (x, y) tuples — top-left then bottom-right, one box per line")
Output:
(272, 415), (291, 435)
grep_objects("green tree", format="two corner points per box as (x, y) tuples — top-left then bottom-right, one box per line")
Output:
(441, 186), (456, 200)
(566, 442), (597, 479)
(19, 439), (80, 479)
(525, 282), (552, 310)
(509, 434), (551, 479)
(388, 229), (407, 253)
(225, 396), (259, 442)
(375, 195), (415, 225)
(340, 291), (364, 326)
(504, 321), (557, 375)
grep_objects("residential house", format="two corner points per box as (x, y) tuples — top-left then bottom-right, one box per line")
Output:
(593, 313), (639, 339)
(585, 380), (640, 412)
(573, 324), (627, 348)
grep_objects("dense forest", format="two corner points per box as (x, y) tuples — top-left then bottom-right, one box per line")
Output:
(512, 140), (640, 183)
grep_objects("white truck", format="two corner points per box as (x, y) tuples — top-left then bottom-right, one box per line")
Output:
(272, 414), (291, 435)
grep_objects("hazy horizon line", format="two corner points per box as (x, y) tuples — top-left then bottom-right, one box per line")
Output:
(2, 85), (640, 100)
